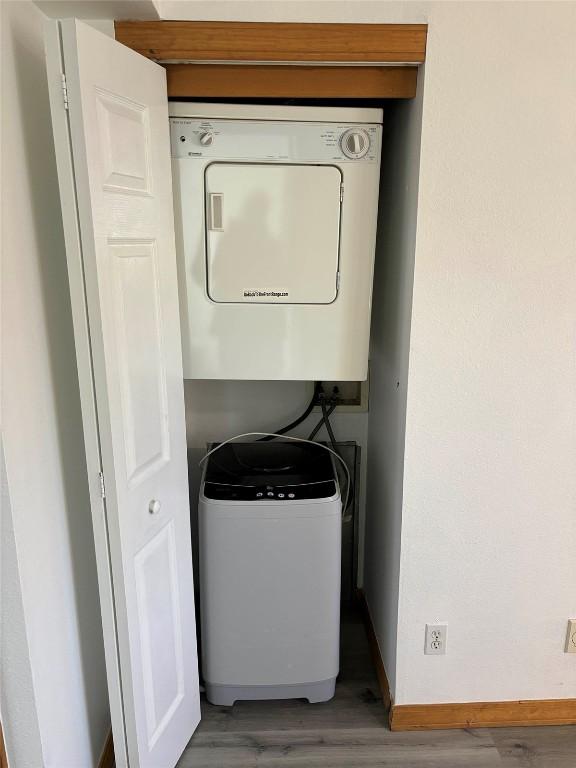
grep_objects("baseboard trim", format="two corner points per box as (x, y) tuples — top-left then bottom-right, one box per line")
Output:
(97, 729), (114, 768)
(356, 591), (576, 732)
(356, 589), (392, 710)
(390, 699), (576, 731)
(1, 720), (8, 768)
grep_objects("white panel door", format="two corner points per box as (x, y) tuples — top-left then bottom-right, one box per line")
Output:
(44, 20), (200, 768)
(205, 163), (342, 303)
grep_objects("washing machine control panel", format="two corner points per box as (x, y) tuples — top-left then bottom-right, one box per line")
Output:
(204, 480), (337, 501)
(171, 118), (381, 163)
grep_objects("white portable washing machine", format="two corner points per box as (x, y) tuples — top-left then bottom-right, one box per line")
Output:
(199, 441), (342, 706)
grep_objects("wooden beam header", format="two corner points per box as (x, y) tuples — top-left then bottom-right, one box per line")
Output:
(165, 64), (417, 100)
(115, 21), (427, 64)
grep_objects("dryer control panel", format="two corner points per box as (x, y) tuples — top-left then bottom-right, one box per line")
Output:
(170, 118), (381, 163)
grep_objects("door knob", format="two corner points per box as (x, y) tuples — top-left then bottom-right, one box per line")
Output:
(148, 499), (161, 515)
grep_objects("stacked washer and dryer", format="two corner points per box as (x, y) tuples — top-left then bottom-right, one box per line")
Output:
(170, 103), (382, 705)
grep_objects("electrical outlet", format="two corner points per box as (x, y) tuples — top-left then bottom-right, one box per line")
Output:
(565, 620), (576, 653)
(425, 624), (447, 655)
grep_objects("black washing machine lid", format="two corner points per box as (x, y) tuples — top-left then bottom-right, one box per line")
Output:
(203, 441), (337, 501)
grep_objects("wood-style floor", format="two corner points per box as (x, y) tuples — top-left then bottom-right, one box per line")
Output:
(177, 605), (576, 767)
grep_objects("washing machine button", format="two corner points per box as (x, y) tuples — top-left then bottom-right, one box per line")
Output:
(256, 492), (263, 498)
(288, 493), (296, 499)
(267, 491), (275, 497)
(277, 493), (285, 498)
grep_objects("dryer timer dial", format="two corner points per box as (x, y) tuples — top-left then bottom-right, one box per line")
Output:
(199, 131), (215, 146)
(340, 128), (370, 159)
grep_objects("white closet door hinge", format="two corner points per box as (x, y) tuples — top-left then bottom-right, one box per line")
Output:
(98, 471), (106, 499)
(61, 73), (69, 110)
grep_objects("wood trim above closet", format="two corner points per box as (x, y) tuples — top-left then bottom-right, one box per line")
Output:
(114, 21), (427, 64)
(115, 20), (426, 100)
(165, 64), (418, 99)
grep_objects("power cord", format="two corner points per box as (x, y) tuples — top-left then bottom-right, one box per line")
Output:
(246, 383), (355, 518)
(308, 402), (337, 440)
(316, 394), (354, 517)
(258, 382), (322, 441)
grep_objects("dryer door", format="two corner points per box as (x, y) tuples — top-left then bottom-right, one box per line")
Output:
(205, 163), (342, 304)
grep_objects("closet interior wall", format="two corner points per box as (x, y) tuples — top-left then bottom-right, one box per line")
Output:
(363, 87), (425, 697)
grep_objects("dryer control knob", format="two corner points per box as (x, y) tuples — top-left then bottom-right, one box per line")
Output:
(199, 131), (214, 146)
(340, 128), (370, 159)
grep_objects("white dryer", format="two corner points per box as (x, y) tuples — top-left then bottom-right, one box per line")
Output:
(170, 103), (382, 380)
(199, 441), (342, 706)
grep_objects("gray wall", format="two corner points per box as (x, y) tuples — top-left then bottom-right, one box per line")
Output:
(363, 84), (425, 697)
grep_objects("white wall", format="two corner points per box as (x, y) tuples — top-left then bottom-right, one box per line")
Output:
(1, 442), (44, 768)
(397, 0), (576, 705)
(155, 0), (427, 23)
(172, 0), (576, 706)
(1, 2), (109, 764)
(34, 0), (159, 19)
